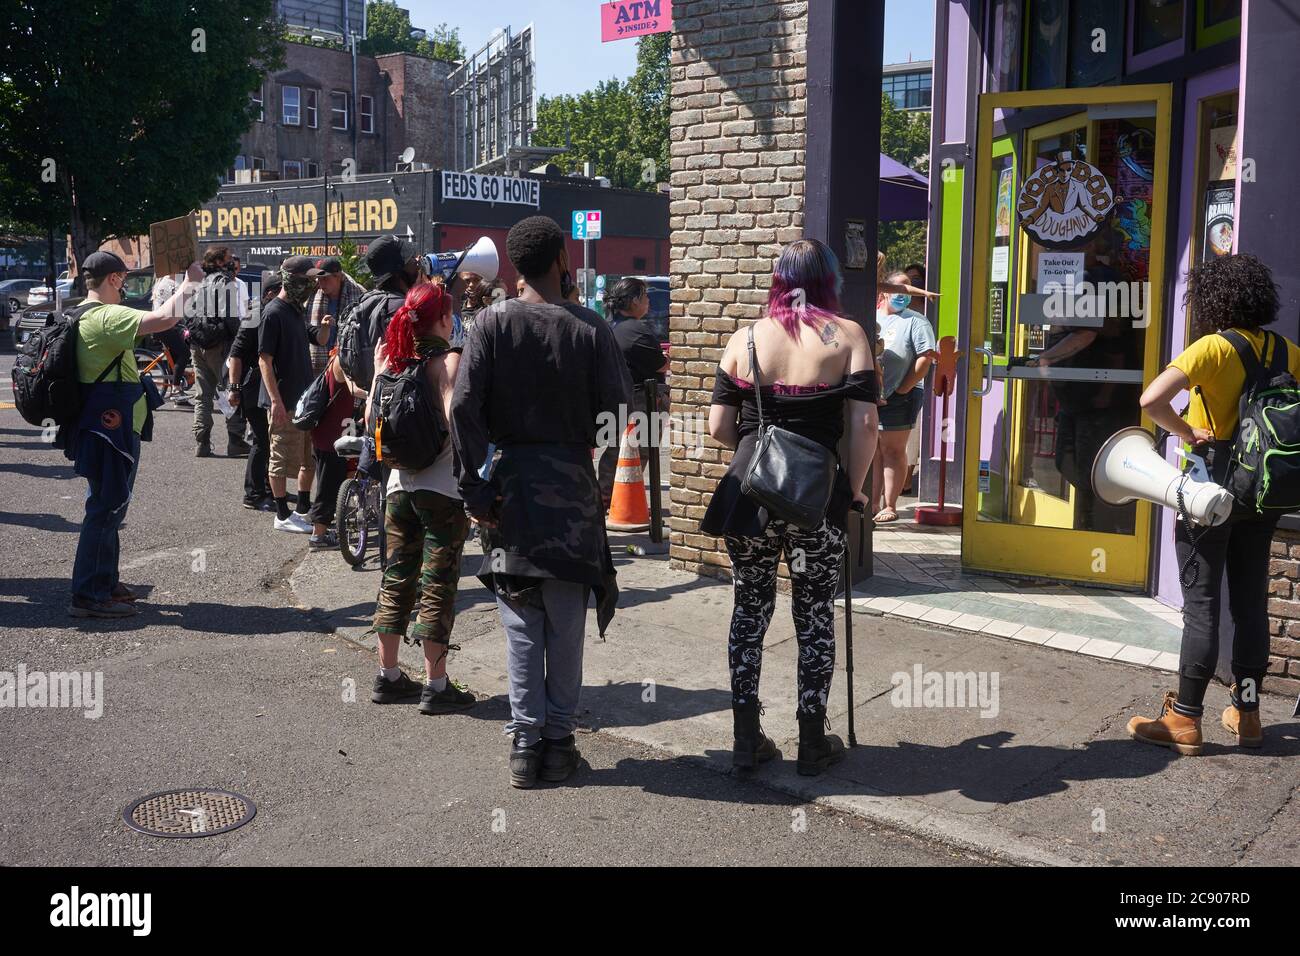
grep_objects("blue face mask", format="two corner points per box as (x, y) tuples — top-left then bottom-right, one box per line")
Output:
(889, 293), (911, 311)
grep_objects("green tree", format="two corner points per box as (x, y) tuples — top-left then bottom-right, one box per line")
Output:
(533, 34), (669, 191)
(0, 1), (284, 290)
(878, 94), (932, 274)
(360, 1), (463, 62)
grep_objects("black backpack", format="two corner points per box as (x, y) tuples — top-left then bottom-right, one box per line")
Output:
(1220, 330), (1300, 513)
(338, 289), (402, 390)
(10, 303), (107, 428)
(367, 350), (448, 472)
(184, 273), (239, 349)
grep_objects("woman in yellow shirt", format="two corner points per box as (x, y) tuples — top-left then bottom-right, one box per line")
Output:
(1129, 254), (1298, 754)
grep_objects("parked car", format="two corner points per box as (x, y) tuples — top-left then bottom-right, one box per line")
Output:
(0, 279), (44, 322)
(27, 278), (74, 307)
(13, 269), (155, 345)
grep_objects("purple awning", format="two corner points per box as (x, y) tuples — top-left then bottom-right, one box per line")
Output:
(879, 153), (929, 222)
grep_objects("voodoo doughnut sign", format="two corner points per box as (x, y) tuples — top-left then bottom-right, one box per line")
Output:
(1017, 152), (1116, 249)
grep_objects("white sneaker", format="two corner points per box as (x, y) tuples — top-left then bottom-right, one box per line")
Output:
(274, 512), (313, 534)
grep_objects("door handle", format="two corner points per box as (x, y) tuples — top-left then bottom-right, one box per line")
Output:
(971, 347), (994, 396)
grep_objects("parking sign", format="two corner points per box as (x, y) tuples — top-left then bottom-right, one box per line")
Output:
(572, 210), (602, 240)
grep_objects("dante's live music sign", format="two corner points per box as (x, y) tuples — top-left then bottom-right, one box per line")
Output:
(601, 0), (673, 42)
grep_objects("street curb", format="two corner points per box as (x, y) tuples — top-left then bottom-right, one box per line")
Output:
(288, 555), (1071, 867)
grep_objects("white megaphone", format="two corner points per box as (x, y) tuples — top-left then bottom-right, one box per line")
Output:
(423, 237), (499, 284)
(1091, 426), (1234, 527)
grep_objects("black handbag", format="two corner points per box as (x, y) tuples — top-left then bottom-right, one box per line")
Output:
(739, 326), (837, 530)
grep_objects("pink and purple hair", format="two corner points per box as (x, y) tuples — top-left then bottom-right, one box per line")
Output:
(765, 238), (844, 339)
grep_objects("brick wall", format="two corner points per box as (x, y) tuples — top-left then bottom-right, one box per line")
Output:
(667, 0), (809, 579)
(1266, 528), (1300, 696)
(238, 43), (454, 179)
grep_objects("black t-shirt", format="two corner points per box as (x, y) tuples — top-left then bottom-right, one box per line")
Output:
(610, 315), (667, 385)
(257, 297), (313, 410)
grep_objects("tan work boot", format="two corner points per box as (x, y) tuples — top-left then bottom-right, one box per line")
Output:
(1127, 692), (1203, 755)
(1222, 686), (1264, 747)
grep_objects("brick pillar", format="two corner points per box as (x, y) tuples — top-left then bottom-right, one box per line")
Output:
(667, 0), (810, 578)
(1266, 530), (1300, 696)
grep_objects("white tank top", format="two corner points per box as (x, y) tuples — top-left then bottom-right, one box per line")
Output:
(386, 439), (459, 500)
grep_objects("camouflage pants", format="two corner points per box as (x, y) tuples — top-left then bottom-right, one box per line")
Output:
(373, 489), (469, 648)
(724, 519), (846, 716)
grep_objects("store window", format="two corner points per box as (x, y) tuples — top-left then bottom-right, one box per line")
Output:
(1134, 0), (1184, 54)
(1027, 0), (1123, 89)
(282, 85), (300, 126)
(988, 0), (1023, 93)
(1188, 91), (1239, 339)
(1197, 0), (1241, 48)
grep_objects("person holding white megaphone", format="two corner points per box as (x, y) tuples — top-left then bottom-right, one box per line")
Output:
(1117, 254), (1300, 755)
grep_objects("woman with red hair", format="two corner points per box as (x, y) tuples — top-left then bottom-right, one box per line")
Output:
(367, 279), (476, 716)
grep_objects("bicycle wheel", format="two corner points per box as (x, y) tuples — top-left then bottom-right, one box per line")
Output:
(335, 479), (366, 567)
(134, 348), (172, 396)
(365, 478), (386, 568)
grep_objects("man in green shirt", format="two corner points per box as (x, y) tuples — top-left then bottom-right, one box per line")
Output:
(69, 251), (202, 619)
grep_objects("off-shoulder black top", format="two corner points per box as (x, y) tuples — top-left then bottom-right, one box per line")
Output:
(700, 368), (878, 537)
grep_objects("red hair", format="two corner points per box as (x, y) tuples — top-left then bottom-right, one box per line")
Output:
(384, 282), (447, 369)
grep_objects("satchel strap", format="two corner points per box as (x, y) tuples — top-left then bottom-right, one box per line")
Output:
(746, 325), (766, 430)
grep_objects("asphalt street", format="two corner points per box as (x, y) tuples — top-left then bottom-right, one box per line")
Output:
(0, 352), (979, 866)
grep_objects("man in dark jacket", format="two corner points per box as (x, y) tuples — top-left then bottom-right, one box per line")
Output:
(227, 272), (281, 510)
(452, 216), (632, 790)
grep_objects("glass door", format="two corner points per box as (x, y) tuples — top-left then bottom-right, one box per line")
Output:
(963, 85), (1172, 588)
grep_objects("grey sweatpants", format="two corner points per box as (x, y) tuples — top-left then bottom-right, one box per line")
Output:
(498, 579), (589, 747)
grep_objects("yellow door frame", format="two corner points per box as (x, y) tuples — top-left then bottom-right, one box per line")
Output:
(962, 83), (1173, 588)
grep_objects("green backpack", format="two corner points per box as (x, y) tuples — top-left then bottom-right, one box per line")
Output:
(1220, 330), (1300, 513)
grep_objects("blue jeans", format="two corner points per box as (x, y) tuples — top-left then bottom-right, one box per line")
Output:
(72, 432), (141, 603)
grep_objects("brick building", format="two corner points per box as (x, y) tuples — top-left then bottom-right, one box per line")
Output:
(230, 40), (455, 184)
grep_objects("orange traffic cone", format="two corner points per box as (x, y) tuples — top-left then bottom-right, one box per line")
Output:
(606, 423), (650, 532)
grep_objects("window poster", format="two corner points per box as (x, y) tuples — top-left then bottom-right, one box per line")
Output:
(1203, 181), (1235, 261)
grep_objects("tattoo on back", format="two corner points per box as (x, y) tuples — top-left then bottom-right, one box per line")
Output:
(819, 322), (839, 348)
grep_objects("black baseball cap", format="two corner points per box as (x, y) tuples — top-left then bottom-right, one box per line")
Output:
(315, 257), (343, 275)
(83, 251), (128, 279)
(365, 235), (408, 286)
(281, 255), (324, 277)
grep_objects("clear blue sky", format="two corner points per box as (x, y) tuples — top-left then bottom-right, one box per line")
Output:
(404, 0), (935, 98)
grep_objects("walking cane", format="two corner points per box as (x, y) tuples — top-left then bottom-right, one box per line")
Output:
(843, 501), (866, 748)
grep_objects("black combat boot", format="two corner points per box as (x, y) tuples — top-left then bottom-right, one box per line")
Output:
(796, 709), (845, 776)
(732, 699), (777, 769)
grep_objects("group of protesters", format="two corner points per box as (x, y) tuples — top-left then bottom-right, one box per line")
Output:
(59, 208), (1294, 789)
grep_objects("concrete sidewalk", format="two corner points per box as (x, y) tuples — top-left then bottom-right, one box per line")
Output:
(290, 531), (1300, 866)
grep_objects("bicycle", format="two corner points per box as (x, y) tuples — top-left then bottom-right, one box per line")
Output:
(135, 337), (191, 402)
(333, 434), (387, 569)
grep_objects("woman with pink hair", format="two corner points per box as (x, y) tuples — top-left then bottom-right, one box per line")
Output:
(702, 238), (880, 776)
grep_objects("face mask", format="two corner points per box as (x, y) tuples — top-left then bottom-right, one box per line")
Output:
(889, 293), (911, 312)
(223, 261), (238, 276)
(280, 271), (315, 306)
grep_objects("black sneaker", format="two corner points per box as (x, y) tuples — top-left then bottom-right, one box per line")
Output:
(242, 495), (272, 511)
(540, 734), (581, 783)
(195, 441), (212, 458)
(509, 736), (544, 789)
(418, 679), (476, 715)
(370, 671), (424, 705)
(227, 441), (251, 458)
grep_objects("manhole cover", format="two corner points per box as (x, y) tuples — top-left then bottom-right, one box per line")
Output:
(123, 789), (256, 839)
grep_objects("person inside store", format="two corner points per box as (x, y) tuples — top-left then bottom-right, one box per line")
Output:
(1127, 253), (1300, 755)
(872, 269), (937, 523)
(1025, 230), (1140, 533)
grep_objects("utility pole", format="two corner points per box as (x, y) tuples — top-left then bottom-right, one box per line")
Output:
(583, 161), (592, 306)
